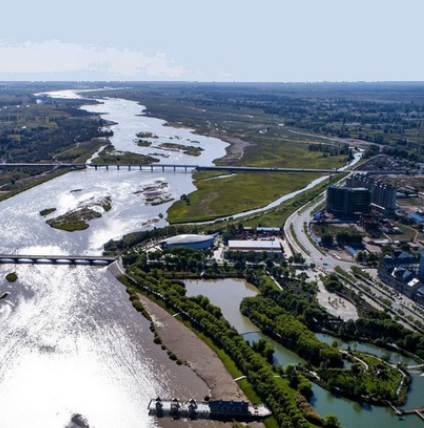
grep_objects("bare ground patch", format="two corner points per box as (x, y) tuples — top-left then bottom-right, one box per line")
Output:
(216, 137), (252, 165)
(139, 295), (246, 401)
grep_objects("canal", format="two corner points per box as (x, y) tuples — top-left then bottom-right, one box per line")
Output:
(184, 278), (424, 427)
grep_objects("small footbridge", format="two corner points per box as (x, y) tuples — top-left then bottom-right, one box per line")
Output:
(0, 254), (116, 265)
(405, 363), (424, 370)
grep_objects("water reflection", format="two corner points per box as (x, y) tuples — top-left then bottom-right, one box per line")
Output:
(184, 278), (259, 334)
(0, 90), (231, 428)
(0, 264), (209, 428)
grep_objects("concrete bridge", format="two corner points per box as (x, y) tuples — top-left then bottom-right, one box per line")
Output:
(3, 162), (424, 175)
(405, 363), (424, 370)
(0, 254), (116, 265)
(0, 162), (341, 173)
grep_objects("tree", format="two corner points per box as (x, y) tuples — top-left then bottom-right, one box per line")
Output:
(321, 233), (334, 247)
(324, 414), (342, 428)
(356, 251), (365, 263)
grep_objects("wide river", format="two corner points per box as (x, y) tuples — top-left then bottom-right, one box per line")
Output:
(0, 90), (230, 428)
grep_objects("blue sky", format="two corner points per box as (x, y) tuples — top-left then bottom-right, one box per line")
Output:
(1, 0), (423, 81)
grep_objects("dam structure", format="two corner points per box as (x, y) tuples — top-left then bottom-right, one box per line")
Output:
(148, 398), (271, 421)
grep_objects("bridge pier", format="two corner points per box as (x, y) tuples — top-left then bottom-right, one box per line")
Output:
(117, 165), (120, 170)
(128, 165), (131, 171)
(94, 165), (98, 171)
(162, 166), (165, 171)
(106, 165), (109, 171)
(174, 166), (176, 172)
(151, 165), (154, 171)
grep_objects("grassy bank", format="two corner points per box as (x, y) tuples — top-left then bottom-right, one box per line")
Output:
(54, 139), (108, 163)
(117, 273), (319, 428)
(167, 170), (321, 223)
(0, 139), (107, 205)
(117, 276), (266, 407)
(218, 173), (345, 230)
(0, 168), (72, 204)
(92, 145), (158, 164)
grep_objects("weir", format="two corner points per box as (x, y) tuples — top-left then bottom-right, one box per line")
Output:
(148, 398), (271, 421)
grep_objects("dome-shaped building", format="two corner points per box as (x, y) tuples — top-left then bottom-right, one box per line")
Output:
(159, 233), (218, 250)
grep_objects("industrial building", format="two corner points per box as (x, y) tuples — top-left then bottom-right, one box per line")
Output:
(159, 233), (218, 250)
(326, 184), (371, 215)
(346, 173), (397, 214)
(227, 240), (285, 258)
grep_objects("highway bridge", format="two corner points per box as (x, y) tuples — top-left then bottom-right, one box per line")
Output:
(0, 254), (116, 265)
(0, 162), (341, 173)
(1, 162), (422, 175)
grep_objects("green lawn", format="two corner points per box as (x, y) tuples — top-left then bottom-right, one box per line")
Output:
(167, 171), (321, 223)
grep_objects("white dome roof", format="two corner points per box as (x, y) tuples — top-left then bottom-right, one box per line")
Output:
(161, 234), (217, 245)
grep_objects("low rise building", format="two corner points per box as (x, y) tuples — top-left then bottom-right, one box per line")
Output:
(227, 240), (285, 258)
(378, 250), (424, 300)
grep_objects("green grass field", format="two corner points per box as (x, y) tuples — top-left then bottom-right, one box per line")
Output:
(240, 137), (348, 169)
(167, 170), (321, 223)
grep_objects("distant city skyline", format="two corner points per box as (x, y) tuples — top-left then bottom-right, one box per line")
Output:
(1, 0), (423, 82)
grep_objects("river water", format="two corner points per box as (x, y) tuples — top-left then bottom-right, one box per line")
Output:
(186, 278), (424, 427)
(0, 90), (230, 428)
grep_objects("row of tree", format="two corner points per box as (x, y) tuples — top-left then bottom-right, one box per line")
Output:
(127, 266), (326, 428)
(240, 296), (343, 368)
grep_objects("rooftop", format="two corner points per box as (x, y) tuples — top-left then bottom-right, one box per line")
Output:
(228, 240), (282, 251)
(161, 233), (218, 246)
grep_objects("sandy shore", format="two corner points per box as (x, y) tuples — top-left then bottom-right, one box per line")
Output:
(139, 295), (246, 401)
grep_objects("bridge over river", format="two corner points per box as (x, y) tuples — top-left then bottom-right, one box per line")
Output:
(0, 254), (116, 265)
(0, 162), (342, 173)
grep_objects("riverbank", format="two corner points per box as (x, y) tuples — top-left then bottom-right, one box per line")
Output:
(138, 295), (247, 401)
(0, 139), (107, 205)
(167, 170), (320, 224)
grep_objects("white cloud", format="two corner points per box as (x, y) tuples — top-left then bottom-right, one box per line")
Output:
(0, 40), (184, 78)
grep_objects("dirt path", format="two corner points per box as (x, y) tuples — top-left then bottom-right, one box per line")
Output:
(139, 295), (246, 401)
(216, 136), (252, 164)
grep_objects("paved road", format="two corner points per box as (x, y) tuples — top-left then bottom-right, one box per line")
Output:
(284, 193), (353, 271)
(284, 194), (424, 331)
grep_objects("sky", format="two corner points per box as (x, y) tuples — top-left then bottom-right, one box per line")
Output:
(1, 0), (423, 82)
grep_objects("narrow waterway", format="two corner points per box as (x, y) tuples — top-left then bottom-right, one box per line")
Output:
(184, 278), (259, 334)
(185, 278), (423, 427)
(202, 149), (364, 224)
